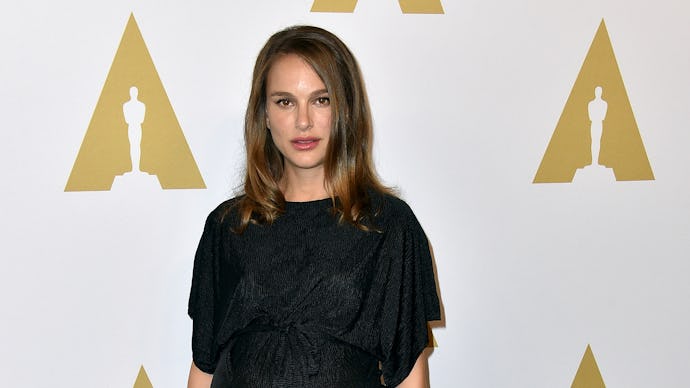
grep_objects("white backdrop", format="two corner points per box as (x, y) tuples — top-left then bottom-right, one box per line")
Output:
(1, 1), (689, 387)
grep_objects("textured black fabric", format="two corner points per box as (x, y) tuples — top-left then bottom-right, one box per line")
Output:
(188, 193), (440, 387)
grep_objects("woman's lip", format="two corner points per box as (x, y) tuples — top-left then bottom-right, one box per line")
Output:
(291, 138), (320, 151)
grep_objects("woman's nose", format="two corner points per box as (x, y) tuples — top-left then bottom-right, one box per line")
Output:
(295, 105), (312, 130)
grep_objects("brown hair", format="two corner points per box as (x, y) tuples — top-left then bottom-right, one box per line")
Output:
(236, 25), (390, 231)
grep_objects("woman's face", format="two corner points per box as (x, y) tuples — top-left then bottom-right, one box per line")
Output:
(265, 54), (332, 181)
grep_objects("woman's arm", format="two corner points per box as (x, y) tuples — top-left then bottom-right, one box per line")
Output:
(396, 350), (431, 388)
(187, 361), (213, 388)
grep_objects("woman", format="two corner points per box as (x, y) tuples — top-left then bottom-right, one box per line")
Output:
(188, 25), (440, 387)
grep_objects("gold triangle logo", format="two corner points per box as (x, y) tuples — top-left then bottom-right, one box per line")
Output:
(65, 13), (206, 191)
(133, 365), (154, 388)
(534, 19), (654, 183)
(311, 0), (357, 12)
(571, 344), (606, 388)
(311, 0), (444, 14)
(398, 0), (444, 13)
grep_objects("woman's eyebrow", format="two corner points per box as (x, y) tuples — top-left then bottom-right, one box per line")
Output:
(310, 89), (329, 97)
(268, 91), (293, 98)
(268, 89), (329, 98)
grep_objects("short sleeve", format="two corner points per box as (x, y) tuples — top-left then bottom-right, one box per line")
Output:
(379, 201), (441, 387)
(187, 209), (224, 374)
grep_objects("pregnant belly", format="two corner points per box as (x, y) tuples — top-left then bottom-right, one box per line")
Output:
(212, 323), (382, 387)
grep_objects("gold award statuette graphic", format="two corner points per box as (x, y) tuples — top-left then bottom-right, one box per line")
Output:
(133, 365), (154, 388)
(571, 345), (606, 388)
(65, 14), (206, 191)
(311, 0), (444, 14)
(534, 19), (654, 183)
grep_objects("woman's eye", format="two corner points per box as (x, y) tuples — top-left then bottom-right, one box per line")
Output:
(315, 96), (330, 106)
(275, 99), (292, 107)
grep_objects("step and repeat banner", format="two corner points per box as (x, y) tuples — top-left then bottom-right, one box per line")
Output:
(1, 1), (689, 387)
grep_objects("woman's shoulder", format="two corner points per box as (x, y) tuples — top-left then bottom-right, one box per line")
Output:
(206, 195), (245, 224)
(369, 190), (419, 227)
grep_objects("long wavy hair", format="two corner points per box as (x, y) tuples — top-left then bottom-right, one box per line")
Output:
(235, 25), (390, 232)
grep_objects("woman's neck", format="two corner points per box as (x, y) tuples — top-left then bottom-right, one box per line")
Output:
(280, 168), (329, 202)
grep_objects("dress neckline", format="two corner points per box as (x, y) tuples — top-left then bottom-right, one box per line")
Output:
(284, 197), (333, 212)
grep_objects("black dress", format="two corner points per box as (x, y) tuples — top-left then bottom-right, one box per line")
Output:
(188, 193), (441, 387)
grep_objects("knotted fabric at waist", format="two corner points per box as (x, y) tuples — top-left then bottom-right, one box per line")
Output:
(214, 319), (382, 387)
(229, 320), (322, 376)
